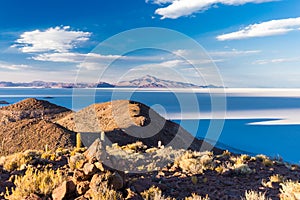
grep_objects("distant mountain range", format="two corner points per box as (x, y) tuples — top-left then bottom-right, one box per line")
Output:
(0, 75), (222, 88)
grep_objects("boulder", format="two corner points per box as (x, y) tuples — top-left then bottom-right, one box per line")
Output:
(83, 163), (97, 176)
(76, 181), (90, 195)
(108, 172), (124, 190)
(84, 138), (103, 162)
(52, 180), (76, 200)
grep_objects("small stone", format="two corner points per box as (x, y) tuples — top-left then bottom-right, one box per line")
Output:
(125, 188), (142, 200)
(259, 186), (266, 190)
(180, 174), (187, 178)
(76, 181), (90, 195)
(52, 181), (68, 200)
(73, 169), (90, 182)
(158, 171), (165, 176)
(94, 162), (105, 172)
(52, 180), (76, 200)
(83, 163), (97, 176)
(90, 173), (104, 190)
(108, 172), (124, 190)
(173, 172), (181, 177)
(83, 189), (93, 199)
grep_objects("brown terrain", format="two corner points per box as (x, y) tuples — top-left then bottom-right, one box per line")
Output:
(57, 100), (221, 153)
(0, 98), (300, 200)
(0, 98), (72, 123)
(0, 98), (75, 155)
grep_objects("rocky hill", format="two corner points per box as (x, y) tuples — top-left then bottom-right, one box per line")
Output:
(0, 98), (219, 156)
(0, 98), (75, 156)
(0, 98), (72, 124)
(0, 119), (76, 155)
(57, 100), (221, 153)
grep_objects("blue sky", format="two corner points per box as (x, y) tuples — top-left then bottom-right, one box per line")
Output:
(0, 0), (300, 87)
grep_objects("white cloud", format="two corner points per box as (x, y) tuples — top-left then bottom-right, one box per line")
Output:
(0, 63), (32, 71)
(129, 59), (186, 71)
(12, 26), (91, 53)
(253, 57), (300, 65)
(148, 0), (275, 19)
(155, 59), (185, 67)
(76, 62), (108, 71)
(217, 17), (300, 40)
(32, 52), (122, 63)
(146, 0), (174, 4)
(209, 49), (261, 57)
(172, 48), (260, 61)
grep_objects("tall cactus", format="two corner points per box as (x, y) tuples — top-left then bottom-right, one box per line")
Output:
(76, 133), (82, 149)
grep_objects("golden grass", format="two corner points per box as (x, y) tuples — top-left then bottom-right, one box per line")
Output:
(5, 166), (65, 200)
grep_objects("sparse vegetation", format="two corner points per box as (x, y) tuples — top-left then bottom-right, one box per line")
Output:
(280, 180), (300, 200)
(5, 167), (65, 199)
(85, 180), (123, 200)
(0, 141), (300, 200)
(174, 151), (214, 174)
(141, 186), (166, 200)
(185, 193), (210, 200)
(3, 150), (42, 171)
(242, 190), (270, 200)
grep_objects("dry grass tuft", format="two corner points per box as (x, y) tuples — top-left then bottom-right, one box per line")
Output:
(174, 151), (214, 174)
(2, 150), (42, 171)
(242, 190), (270, 200)
(280, 180), (300, 200)
(5, 166), (65, 200)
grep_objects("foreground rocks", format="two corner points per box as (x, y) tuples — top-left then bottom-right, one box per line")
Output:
(1, 140), (300, 200)
(1, 99), (300, 199)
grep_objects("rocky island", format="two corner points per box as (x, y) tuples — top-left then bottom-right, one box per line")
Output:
(0, 98), (300, 200)
(0, 101), (9, 105)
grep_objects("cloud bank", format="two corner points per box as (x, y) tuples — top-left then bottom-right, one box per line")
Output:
(253, 57), (300, 65)
(0, 62), (32, 71)
(217, 17), (300, 40)
(147, 0), (275, 19)
(12, 26), (91, 53)
(32, 52), (122, 63)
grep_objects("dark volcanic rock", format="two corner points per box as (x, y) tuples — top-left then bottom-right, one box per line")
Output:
(0, 100), (9, 105)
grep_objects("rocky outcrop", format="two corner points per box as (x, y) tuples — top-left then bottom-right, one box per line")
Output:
(2, 140), (300, 200)
(0, 119), (76, 155)
(0, 98), (72, 123)
(57, 100), (221, 153)
(0, 100), (9, 105)
(0, 98), (75, 156)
